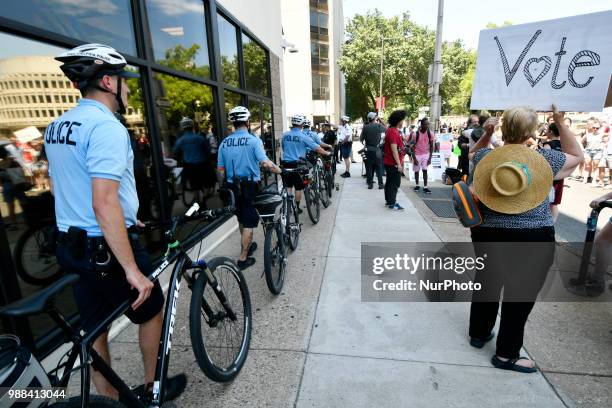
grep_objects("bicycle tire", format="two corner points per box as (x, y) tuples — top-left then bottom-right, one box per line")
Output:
(264, 223), (286, 294)
(14, 222), (62, 286)
(305, 185), (320, 224)
(51, 395), (126, 407)
(326, 171), (333, 198)
(286, 196), (300, 251)
(319, 168), (330, 208)
(189, 257), (252, 382)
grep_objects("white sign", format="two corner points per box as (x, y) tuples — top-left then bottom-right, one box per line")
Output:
(471, 11), (612, 112)
(407, 153), (446, 181)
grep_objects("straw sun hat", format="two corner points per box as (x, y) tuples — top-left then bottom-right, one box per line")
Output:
(473, 145), (553, 214)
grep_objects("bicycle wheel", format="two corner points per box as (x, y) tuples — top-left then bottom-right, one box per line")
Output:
(189, 257), (252, 382)
(318, 169), (330, 208)
(14, 222), (62, 286)
(286, 196), (300, 251)
(305, 185), (320, 224)
(263, 223), (286, 294)
(326, 171), (333, 198)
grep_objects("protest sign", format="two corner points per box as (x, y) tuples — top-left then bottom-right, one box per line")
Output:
(471, 11), (612, 112)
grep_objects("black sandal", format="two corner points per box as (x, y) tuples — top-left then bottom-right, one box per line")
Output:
(491, 355), (538, 373)
(247, 242), (258, 257)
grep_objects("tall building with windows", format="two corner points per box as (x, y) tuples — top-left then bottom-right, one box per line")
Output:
(281, 0), (345, 128)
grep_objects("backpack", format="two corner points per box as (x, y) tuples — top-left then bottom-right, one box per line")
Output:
(451, 149), (492, 228)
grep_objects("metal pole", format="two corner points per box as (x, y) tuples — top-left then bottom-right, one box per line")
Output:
(379, 36), (384, 116)
(430, 0), (444, 132)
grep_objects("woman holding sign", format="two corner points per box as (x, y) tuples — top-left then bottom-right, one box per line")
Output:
(467, 105), (582, 373)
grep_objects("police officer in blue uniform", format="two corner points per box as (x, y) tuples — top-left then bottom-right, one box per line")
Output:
(46, 44), (185, 402)
(217, 106), (281, 270)
(303, 119), (332, 151)
(173, 116), (209, 190)
(281, 115), (331, 213)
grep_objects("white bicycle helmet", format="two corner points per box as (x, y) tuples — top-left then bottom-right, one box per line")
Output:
(55, 43), (138, 114)
(341, 115), (350, 122)
(303, 119), (312, 127)
(228, 106), (251, 122)
(179, 117), (194, 130)
(367, 112), (377, 121)
(291, 115), (305, 127)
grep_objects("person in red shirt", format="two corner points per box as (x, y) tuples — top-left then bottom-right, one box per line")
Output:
(383, 110), (407, 210)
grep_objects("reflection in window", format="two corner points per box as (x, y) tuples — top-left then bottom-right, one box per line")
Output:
(223, 90), (242, 135)
(242, 34), (269, 96)
(1, 0), (136, 55)
(217, 14), (239, 88)
(262, 103), (275, 161)
(311, 41), (329, 68)
(153, 73), (219, 216)
(248, 99), (261, 137)
(146, 0), (211, 77)
(312, 73), (330, 100)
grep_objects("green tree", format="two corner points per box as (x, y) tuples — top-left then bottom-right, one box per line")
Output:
(339, 10), (473, 120)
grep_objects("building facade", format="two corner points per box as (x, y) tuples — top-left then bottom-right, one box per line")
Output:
(281, 0), (345, 128)
(0, 0), (283, 356)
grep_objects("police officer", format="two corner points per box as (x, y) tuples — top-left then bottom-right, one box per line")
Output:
(173, 116), (209, 191)
(46, 44), (185, 401)
(303, 119), (332, 151)
(281, 115), (331, 213)
(217, 106), (281, 270)
(360, 112), (386, 189)
(338, 115), (353, 177)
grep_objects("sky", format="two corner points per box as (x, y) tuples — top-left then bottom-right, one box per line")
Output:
(343, 0), (612, 50)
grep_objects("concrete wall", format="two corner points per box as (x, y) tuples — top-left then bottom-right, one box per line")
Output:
(217, 0), (283, 58)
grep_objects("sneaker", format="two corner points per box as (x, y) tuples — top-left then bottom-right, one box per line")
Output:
(423, 187), (432, 194)
(122, 374), (187, 405)
(297, 207), (303, 214)
(390, 203), (405, 211)
(237, 257), (256, 270)
(340, 172), (351, 178)
(378, 184), (384, 189)
(368, 184), (373, 189)
(413, 186), (420, 192)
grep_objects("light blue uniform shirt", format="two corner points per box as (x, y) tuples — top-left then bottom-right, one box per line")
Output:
(282, 127), (319, 162)
(172, 131), (207, 164)
(303, 128), (322, 145)
(44, 99), (138, 236)
(217, 129), (268, 182)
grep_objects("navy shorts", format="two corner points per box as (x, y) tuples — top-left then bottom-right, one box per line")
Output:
(225, 182), (259, 229)
(280, 162), (305, 191)
(56, 236), (164, 333)
(340, 144), (352, 159)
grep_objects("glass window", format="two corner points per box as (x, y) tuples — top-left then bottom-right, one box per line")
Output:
(310, 10), (328, 36)
(311, 41), (329, 67)
(242, 34), (269, 96)
(248, 99), (261, 137)
(1, 0), (136, 55)
(312, 73), (329, 100)
(262, 103), (274, 161)
(217, 14), (239, 88)
(223, 90), (242, 135)
(152, 72), (218, 220)
(146, 0), (211, 77)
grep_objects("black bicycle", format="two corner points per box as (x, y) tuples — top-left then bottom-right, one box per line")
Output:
(303, 155), (321, 224)
(278, 165), (307, 251)
(0, 198), (251, 407)
(253, 182), (287, 294)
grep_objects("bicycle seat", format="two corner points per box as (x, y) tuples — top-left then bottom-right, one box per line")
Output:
(0, 274), (79, 317)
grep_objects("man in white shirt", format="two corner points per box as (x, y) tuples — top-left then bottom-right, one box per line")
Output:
(338, 115), (352, 177)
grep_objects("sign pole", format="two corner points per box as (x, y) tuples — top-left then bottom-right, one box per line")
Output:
(430, 0), (444, 132)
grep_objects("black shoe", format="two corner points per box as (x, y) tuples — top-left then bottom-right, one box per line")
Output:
(413, 186), (420, 192)
(297, 207), (303, 214)
(423, 187), (432, 194)
(340, 172), (350, 178)
(378, 184), (384, 189)
(247, 242), (257, 257)
(123, 374), (187, 405)
(469, 332), (495, 349)
(368, 184), (373, 189)
(237, 257), (256, 270)
(351, 160), (357, 163)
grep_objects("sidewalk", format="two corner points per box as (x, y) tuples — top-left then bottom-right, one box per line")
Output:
(102, 161), (573, 407)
